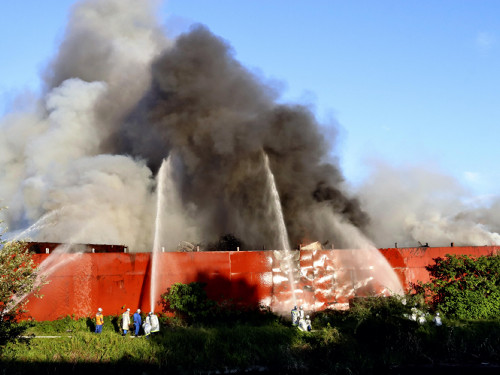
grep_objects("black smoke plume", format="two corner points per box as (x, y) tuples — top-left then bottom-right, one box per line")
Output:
(116, 25), (369, 249)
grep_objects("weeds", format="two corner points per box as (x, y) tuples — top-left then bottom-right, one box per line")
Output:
(1, 299), (500, 374)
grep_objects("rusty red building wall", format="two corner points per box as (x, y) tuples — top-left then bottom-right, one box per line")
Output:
(23, 246), (499, 321)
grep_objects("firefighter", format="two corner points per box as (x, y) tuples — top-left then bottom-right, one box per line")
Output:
(291, 306), (299, 326)
(150, 312), (160, 336)
(433, 312), (442, 326)
(304, 315), (312, 331)
(143, 312), (152, 339)
(133, 309), (142, 337)
(299, 306), (305, 320)
(95, 308), (104, 334)
(298, 315), (309, 332)
(121, 308), (131, 336)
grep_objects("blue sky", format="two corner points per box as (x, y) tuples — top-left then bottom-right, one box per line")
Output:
(2, 0), (499, 199)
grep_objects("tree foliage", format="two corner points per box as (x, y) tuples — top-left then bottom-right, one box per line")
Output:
(413, 253), (500, 319)
(161, 282), (216, 324)
(0, 238), (45, 347)
(0, 240), (42, 318)
(1, 211), (46, 346)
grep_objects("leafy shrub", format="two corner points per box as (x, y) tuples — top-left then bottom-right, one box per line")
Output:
(161, 282), (216, 324)
(413, 253), (500, 319)
(161, 282), (278, 326)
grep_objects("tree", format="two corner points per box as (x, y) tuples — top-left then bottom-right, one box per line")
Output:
(0, 240), (41, 318)
(412, 253), (500, 320)
(1, 216), (45, 345)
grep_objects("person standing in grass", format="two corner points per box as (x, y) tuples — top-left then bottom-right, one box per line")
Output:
(95, 308), (104, 333)
(121, 308), (131, 336)
(150, 312), (160, 336)
(143, 313), (152, 339)
(133, 309), (142, 337)
(433, 312), (443, 326)
(291, 306), (299, 326)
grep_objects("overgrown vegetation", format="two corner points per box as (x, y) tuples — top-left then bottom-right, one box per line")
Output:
(161, 281), (276, 326)
(161, 282), (217, 324)
(1, 216), (45, 348)
(413, 253), (500, 319)
(1, 297), (499, 374)
(2, 255), (500, 373)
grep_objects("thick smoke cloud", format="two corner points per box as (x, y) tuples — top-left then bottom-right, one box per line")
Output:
(357, 161), (500, 247)
(115, 25), (368, 249)
(1, 0), (498, 251)
(0, 0), (167, 250)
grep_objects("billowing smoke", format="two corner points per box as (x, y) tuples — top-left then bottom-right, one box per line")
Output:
(357, 161), (500, 247)
(0, 0), (168, 250)
(1, 0), (498, 251)
(113, 24), (369, 249)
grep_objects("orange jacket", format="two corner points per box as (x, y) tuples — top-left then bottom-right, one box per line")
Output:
(96, 313), (104, 325)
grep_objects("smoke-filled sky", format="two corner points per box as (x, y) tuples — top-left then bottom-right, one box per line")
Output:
(1, 0), (499, 250)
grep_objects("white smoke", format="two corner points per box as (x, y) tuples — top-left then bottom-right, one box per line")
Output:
(357, 161), (500, 248)
(0, 0), (175, 251)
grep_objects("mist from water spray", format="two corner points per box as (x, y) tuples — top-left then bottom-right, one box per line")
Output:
(263, 153), (291, 250)
(263, 152), (297, 306)
(5, 243), (83, 314)
(329, 213), (404, 295)
(7, 209), (62, 242)
(5, 219), (103, 315)
(150, 157), (170, 313)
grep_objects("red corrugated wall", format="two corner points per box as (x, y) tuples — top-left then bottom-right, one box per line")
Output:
(23, 246), (499, 321)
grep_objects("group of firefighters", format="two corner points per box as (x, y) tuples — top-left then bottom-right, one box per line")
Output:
(95, 304), (442, 336)
(94, 308), (160, 338)
(95, 305), (313, 336)
(291, 305), (312, 331)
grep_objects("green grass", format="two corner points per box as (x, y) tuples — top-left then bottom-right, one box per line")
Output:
(2, 308), (500, 375)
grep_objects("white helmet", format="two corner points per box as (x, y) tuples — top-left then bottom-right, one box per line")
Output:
(98, 308), (102, 312)
(148, 311), (153, 315)
(126, 308), (130, 311)
(137, 309), (141, 313)
(306, 315), (310, 319)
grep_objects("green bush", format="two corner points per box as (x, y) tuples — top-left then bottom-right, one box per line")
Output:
(413, 253), (500, 319)
(160, 282), (278, 326)
(161, 282), (216, 324)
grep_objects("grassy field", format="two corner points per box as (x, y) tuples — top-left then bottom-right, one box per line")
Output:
(1, 305), (500, 375)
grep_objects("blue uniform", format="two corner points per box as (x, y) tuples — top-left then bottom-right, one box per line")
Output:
(133, 312), (142, 336)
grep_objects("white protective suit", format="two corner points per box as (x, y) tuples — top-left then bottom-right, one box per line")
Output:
(143, 315), (152, 336)
(433, 313), (442, 326)
(150, 313), (160, 333)
(298, 315), (312, 332)
(122, 310), (130, 331)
